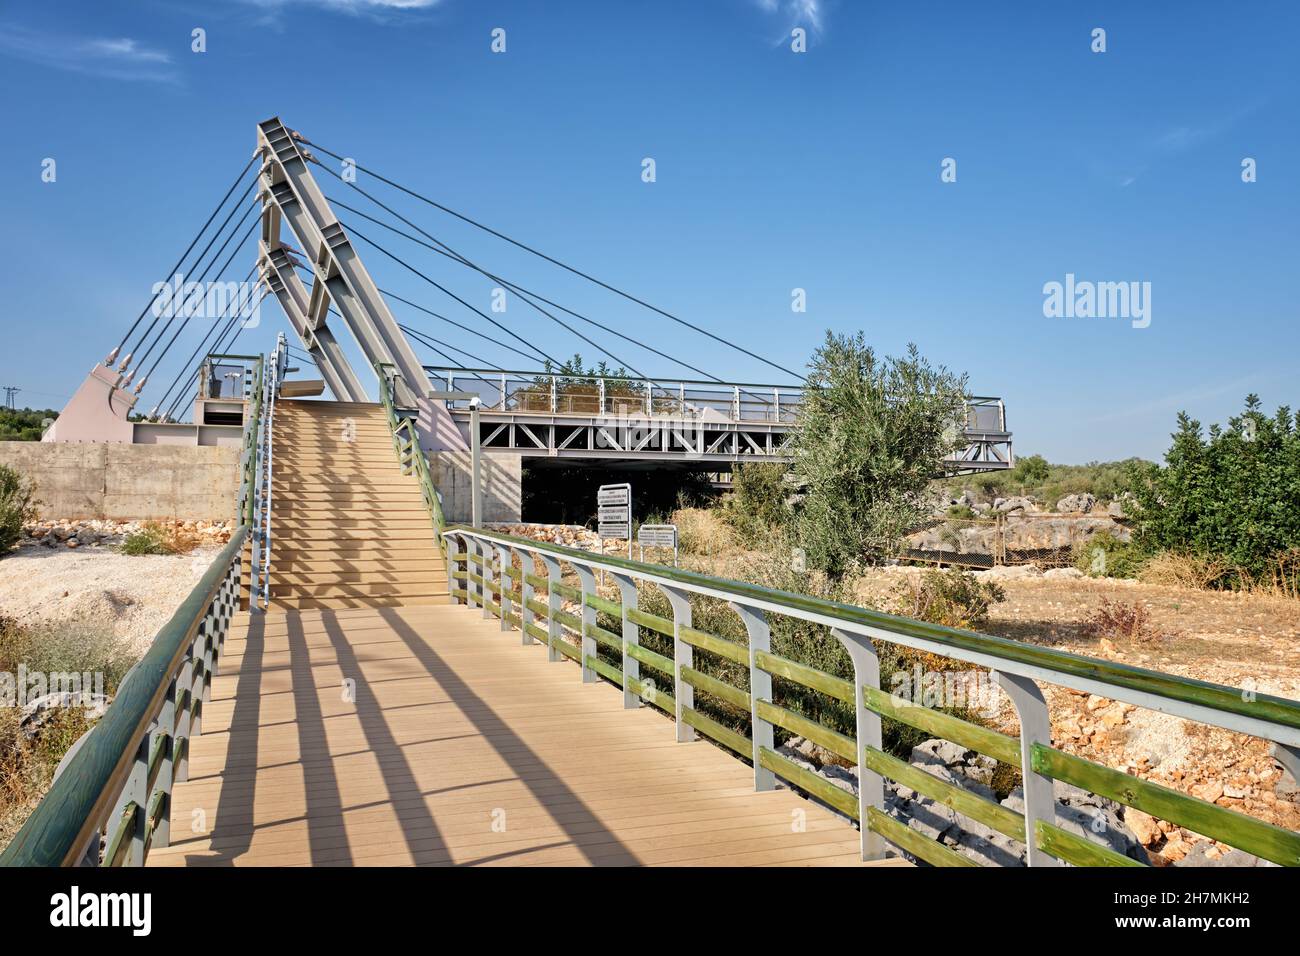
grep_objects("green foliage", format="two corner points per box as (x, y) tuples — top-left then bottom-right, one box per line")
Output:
(0, 408), (57, 442)
(1128, 396), (1300, 581)
(721, 463), (788, 545)
(0, 465), (38, 556)
(790, 333), (968, 578)
(951, 457), (1141, 506)
(889, 568), (1006, 630)
(119, 524), (174, 556)
(1012, 454), (1050, 485)
(1073, 532), (1146, 579)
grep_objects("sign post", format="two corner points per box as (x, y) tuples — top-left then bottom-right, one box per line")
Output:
(597, 483), (632, 561)
(637, 524), (679, 566)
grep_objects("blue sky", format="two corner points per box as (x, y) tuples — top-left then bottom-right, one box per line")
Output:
(0, 0), (1296, 462)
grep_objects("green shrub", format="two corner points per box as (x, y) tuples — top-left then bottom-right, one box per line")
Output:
(790, 333), (968, 578)
(1128, 396), (1300, 583)
(888, 568), (1006, 630)
(0, 465), (38, 556)
(721, 463), (788, 545)
(1073, 533), (1145, 579)
(120, 527), (170, 556)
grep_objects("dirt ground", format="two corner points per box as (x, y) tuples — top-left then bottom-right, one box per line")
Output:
(0, 541), (225, 655)
(853, 567), (1300, 860)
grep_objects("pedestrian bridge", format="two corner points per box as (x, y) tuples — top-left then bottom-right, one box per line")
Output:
(4, 354), (1300, 870)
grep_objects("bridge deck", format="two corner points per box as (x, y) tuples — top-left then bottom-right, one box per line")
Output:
(147, 604), (896, 866)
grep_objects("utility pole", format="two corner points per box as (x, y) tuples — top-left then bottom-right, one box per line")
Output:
(2, 386), (19, 410)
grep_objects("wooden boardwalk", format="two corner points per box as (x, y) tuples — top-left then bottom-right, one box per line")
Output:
(146, 604), (899, 867)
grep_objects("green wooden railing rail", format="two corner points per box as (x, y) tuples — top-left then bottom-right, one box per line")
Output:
(445, 525), (1300, 868)
(376, 363), (447, 554)
(1, 527), (250, 867)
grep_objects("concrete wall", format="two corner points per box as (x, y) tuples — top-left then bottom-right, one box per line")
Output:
(428, 450), (522, 524)
(0, 442), (239, 521)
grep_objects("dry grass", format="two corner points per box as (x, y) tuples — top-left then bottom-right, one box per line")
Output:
(1139, 551), (1236, 591)
(669, 507), (737, 556)
(1083, 598), (1165, 644)
(0, 615), (137, 854)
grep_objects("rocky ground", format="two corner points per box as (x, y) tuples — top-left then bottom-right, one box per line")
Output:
(498, 521), (1300, 865)
(2, 524), (234, 654)
(18, 518), (235, 551)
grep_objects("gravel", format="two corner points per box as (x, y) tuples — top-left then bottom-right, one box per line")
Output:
(0, 544), (225, 655)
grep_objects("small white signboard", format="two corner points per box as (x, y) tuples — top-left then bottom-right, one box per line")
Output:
(597, 483), (632, 556)
(637, 524), (679, 566)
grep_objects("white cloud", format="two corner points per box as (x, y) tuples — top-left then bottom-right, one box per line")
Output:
(752, 0), (827, 37)
(0, 26), (176, 82)
(240, 0), (443, 13)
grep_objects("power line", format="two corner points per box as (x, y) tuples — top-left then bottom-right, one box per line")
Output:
(300, 136), (804, 381)
(325, 191), (726, 383)
(122, 177), (260, 375)
(297, 264), (545, 365)
(310, 161), (644, 375)
(341, 221), (564, 367)
(149, 265), (260, 417)
(107, 154), (259, 366)
(135, 215), (261, 396)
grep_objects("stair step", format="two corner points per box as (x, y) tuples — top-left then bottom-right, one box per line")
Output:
(268, 581), (447, 598)
(266, 594), (451, 611)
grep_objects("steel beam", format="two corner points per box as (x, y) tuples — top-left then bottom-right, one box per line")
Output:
(256, 117), (429, 409)
(257, 241), (366, 402)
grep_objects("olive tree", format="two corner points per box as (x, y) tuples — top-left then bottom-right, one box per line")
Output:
(789, 333), (968, 578)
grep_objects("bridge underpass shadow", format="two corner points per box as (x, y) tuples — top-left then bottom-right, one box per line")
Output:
(376, 606), (642, 866)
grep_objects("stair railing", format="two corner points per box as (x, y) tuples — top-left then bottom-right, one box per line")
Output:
(248, 334), (289, 610)
(376, 363), (447, 556)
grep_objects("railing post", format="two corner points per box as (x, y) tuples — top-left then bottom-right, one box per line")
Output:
(152, 675), (177, 849)
(733, 602), (775, 791)
(464, 538), (480, 610)
(494, 543), (512, 631)
(173, 656), (193, 785)
(550, 376), (557, 414)
(644, 381), (652, 416)
(598, 378), (606, 414)
(500, 371), (507, 411)
(992, 671), (1061, 867)
(612, 573), (639, 709)
(517, 547), (535, 645)
(541, 554), (563, 663)
(839, 628), (886, 861)
(733, 385), (741, 420)
(573, 564), (597, 683)
(662, 585), (695, 743)
(481, 538), (496, 621)
(773, 387), (780, 422)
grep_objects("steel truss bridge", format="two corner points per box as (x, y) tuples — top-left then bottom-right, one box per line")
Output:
(434, 367), (1012, 470)
(51, 114), (1011, 476)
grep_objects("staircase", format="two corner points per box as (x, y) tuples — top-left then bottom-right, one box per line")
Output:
(250, 399), (449, 611)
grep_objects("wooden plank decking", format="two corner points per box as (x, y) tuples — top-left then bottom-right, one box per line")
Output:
(147, 604), (901, 867)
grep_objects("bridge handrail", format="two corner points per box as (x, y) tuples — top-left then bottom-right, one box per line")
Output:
(0, 527), (249, 867)
(376, 364), (447, 552)
(443, 525), (1300, 867)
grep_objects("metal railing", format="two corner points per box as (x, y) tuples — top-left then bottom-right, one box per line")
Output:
(426, 366), (1009, 434)
(0, 529), (248, 867)
(444, 525), (1300, 867)
(249, 334), (289, 610)
(377, 364), (448, 553)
